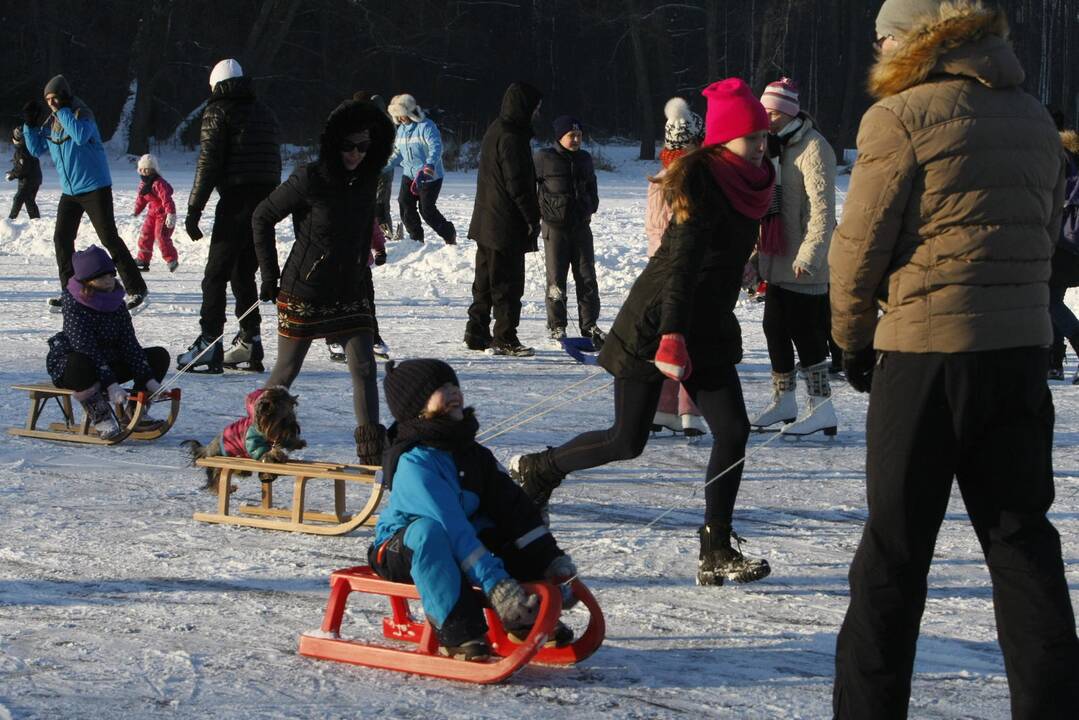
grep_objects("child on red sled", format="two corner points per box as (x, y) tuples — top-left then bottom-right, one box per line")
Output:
(369, 358), (578, 661)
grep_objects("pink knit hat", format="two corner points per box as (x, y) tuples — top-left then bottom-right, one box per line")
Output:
(701, 78), (769, 146)
(761, 77), (800, 118)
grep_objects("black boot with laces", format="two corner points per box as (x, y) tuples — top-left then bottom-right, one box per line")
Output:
(697, 524), (771, 586)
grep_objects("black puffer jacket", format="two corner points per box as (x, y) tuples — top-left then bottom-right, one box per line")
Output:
(467, 82), (543, 252)
(188, 76), (282, 214)
(9, 142), (42, 186)
(599, 161), (760, 384)
(534, 145), (598, 229)
(252, 100), (394, 304)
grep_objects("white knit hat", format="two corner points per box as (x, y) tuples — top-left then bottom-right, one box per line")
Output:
(663, 97), (704, 150)
(137, 153), (159, 172)
(387, 94), (425, 123)
(209, 58), (243, 90)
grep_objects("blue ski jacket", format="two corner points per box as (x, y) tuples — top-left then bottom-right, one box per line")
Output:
(24, 104), (111, 196)
(385, 118), (445, 180)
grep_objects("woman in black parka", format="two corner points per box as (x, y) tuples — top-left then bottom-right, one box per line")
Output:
(512, 79), (776, 587)
(252, 99), (394, 464)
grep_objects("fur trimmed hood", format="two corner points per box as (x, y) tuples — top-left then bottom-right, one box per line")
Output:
(1062, 130), (1079, 157)
(868, 1), (1022, 99)
(317, 99), (394, 181)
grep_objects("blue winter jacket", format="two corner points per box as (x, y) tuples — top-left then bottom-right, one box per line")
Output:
(24, 105), (111, 196)
(373, 445), (509, 623)
(385, 119), (445, 180)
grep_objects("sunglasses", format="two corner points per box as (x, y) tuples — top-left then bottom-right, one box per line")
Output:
(340, 139), (371, 153)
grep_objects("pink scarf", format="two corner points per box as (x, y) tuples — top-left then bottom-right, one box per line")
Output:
(706, 149), (775, 220)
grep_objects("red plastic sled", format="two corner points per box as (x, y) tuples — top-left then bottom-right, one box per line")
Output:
(297, 565), (605, 684)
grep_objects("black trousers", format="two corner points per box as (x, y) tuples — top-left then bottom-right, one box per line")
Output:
(543, 224), (600, 334)
(375, 169), (393, 231)
(762, 284), (828, 373)
(549, 368), (750, 527)
(54, 187), (146, 295)
(199, 185), (273, 339)
(398, 176), (454, 242)
(833, 348), (1079, 720)
(56, 346), (170, 392)
(9, 179), (40, 219)
(466, 244), (526, 345)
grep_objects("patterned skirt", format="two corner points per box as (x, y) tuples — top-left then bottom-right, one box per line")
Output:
(276, 292), (374, 340)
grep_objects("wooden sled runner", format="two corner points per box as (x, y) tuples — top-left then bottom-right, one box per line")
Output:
(298, 565), (605, 684)
(7, 383), (181, 445)
(193, 457), (384, 535)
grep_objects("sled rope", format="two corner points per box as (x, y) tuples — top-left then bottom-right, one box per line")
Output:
(477, 369), (609, 442)
(479, 378), (615, 444)
(150, 300), (262, 402)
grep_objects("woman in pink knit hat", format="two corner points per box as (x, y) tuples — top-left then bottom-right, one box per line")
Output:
(512, 78), (775, 587)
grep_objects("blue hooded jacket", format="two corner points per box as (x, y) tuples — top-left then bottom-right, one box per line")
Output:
(385, 118), (445, 180)
(24, 103), (112, 196)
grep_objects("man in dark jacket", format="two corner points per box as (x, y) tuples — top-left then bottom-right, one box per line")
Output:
(7, 126), (42, 219)
(464, 81), (543, 357)
(178, 58), (281, 373)
(534, 115), (604, 348)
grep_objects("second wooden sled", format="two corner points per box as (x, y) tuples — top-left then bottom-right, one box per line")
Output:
(193, 456), (384, 535)
(7, 383), (181, 445)
(298, 565), (605, 684)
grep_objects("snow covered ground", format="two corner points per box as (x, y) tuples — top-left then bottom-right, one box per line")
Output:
(1, 144), (1077, 719)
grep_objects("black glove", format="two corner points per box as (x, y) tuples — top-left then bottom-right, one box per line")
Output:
(259, 278), (279, 303)
(22, 100), (45, 127)
(185, 213), (204, 241)
(373, 250), (387, 266)
(526, 223), (541, 252)
(843, 346), (877, 393)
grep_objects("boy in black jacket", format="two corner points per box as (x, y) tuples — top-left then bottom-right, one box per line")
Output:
(7, 127), (42, 219)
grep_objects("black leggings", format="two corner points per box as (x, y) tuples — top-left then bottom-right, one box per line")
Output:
(54, 187), (147, 295)
(549, 368), (751, 527)
(56, 347), (170, 392)
(762, 284), (828, 373)
(267, 332), (378, 426)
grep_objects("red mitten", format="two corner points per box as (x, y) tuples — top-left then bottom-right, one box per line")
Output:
(654, 333), (692, 381)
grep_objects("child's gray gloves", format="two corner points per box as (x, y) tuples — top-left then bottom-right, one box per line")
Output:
(544, 555), (577, 583)
(488, 578), (539, 631)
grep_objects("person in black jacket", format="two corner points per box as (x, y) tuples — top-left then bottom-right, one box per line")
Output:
(464, 82), (543, 357)
(534, 115), (605, 347)
(511, 79), (775, 587)
(178, 59), (281, 374)
(6, 127), (42, 219)
(252, 99), (395, 465)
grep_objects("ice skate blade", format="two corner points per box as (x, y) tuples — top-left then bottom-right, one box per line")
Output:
(780, 426), (838, 439)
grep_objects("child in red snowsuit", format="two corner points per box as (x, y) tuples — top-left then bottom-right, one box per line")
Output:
(132, 153), (179, 271)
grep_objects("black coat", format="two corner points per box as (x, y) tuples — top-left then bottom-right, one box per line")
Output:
(598, 163), (760, 385)
(252, 100), (394, 305)
(9, 143), (42, 187)
(188, 77), (282, 214)
(534, 145), (598, 229)
(467, 82), (543, 253)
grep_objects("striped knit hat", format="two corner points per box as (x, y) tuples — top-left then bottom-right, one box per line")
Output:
(761, 77), (800, 118)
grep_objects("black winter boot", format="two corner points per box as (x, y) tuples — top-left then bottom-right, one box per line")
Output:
(697, 524), (771, 586)
(354, 423), (387, 466)
(509, 448), (565, 523)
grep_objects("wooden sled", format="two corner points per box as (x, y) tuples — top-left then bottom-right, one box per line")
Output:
(298, 565), (605, 684)
(7, 383), (181, 445)
(193, 456), (384, 535)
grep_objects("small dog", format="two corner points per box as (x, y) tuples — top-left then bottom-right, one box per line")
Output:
(182, 386), (307, 494)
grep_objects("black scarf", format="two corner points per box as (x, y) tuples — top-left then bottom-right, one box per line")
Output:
(382, 409), (481, 490)
(138, 172), (159, 195)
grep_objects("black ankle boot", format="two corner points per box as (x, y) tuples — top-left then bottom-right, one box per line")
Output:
(697, 524), (771, 586)
(354, 423), (386, 466)
(510, 448), (565, 504)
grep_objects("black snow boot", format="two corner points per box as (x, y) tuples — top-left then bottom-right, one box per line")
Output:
(509, 448), (566, 522)
(697, 524), (771, 586)
(354, 423), (387, 466)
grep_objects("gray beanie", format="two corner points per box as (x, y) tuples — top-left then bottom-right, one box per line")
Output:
(43, 74), (71, 101)
(876, 0), (946, 38)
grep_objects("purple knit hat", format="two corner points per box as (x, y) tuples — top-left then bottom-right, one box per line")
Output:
(72, 245), (116, 282)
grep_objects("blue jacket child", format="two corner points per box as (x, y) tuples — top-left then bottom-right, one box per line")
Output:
(369, 359), (577, 661)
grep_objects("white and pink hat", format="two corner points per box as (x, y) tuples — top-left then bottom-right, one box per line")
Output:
(761, 77), (800, 118)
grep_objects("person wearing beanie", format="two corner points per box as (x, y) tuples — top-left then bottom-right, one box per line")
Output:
(45, 245), (169, 440)
(6, 126), (42, 219)
(512, 77), (774, 588)
(252, 98), (395, 465)
(533, 114), (605, 348)
(131, 154), (179, 273)
(465, 81), (544, 357)
(830, 2), (1079, 717)
(748, 76), (838, 438)
(369, 358), (579, 661)
(178, 58), (281, 374)
(20, 75), (149, 313)
(384, 93), (455, 245)
(646, 97), (707, 437)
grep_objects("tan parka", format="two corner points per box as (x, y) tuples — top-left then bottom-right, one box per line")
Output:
(829, 2), (1066, 353)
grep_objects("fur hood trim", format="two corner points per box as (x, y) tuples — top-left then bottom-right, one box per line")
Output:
(868, 1), (1018, 99)
(1062, 130), (1079, 156)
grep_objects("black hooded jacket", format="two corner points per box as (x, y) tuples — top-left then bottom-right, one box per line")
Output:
(252, 100), (394, 304)
(467, 82), (543, 252)
(9, 140), (42, 187)
(188, 76), (282, 214)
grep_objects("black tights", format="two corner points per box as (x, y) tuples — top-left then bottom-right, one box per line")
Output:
(266, 333), (378, 426)
(762, 284), (828, 373)
(549, 367), (750, 527)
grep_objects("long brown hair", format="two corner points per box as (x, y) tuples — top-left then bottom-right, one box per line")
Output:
(658, 145), (725, 224)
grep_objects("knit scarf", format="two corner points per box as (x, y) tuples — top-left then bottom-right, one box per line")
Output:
(707, 148), (775, 221)
(383, 409), (481, 491)
(758, 118), (802, 256)
(66, 277), (126, 313)
(138, 173), (159, 195)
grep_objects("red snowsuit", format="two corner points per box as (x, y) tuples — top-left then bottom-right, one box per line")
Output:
(133, 176), (178, 264)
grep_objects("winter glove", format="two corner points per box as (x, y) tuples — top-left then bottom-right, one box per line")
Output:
(843, 346), (877, 393)
(422, 164), (436, 176)
(545, 555), (580, 609)
(22, 100), (45, 127)
(185, 212), (203, 241)
(259, 278), (279, 303)
(106, 383), (128, 407)
(164, 213), (176, 230)
(488, 578), (539, 632)
(373, 250), (387, 266)
(654, 333), (692, 382)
